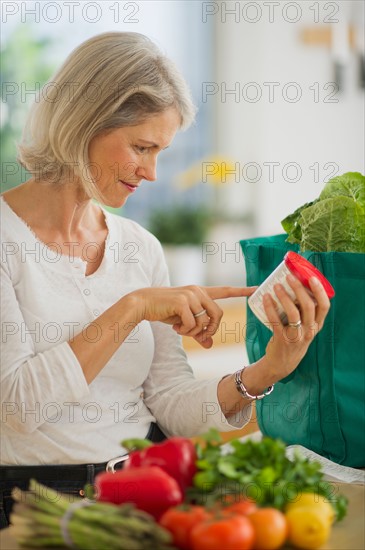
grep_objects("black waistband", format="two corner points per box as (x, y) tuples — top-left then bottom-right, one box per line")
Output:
(0, 462), (111, 483)
(0, 422), (167, 485)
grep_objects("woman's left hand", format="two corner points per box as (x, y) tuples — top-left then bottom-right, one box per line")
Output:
(129, 285), (257, 349)
(262, 274), (331, 382)
(160, 285), (257, 349)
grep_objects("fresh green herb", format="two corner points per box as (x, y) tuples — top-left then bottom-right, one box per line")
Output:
(186, 429), (348, 522)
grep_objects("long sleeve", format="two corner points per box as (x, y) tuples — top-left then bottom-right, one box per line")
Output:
(0, 262), (90, 434)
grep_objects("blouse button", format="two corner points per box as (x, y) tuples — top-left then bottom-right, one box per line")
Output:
(83, 289), (91, 296)
(93, 309), (100, 316)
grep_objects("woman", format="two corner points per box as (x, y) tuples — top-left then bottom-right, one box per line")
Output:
(0, 32), (330, 528)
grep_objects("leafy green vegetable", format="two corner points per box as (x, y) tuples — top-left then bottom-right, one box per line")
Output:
(319, 172), (365, 204)
(300, 196), (364, 253)
(281, 172), (365, 253)
(187, 429), (348, 522)
(281, 200), (318, 245)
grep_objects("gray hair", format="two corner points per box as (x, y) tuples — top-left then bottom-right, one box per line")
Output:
(17, 32), (196, 201)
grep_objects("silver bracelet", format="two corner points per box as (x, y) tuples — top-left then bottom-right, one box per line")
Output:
(234, 367), (274, 401)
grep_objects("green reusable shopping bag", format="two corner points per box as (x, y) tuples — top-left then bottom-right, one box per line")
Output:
(240, 234), (365, 467)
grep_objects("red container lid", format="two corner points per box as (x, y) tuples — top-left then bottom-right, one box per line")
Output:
(284, 251), (335, 299)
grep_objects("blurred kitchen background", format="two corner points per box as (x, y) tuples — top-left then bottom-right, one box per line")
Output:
(1, 0), (364, 380)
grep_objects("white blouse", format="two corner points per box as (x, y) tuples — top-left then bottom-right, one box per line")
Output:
(0, 197), (250, 465)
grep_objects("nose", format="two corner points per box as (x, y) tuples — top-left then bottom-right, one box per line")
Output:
(136, 156), (157, 182)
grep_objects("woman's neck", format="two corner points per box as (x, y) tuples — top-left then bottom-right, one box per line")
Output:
(3, 178), (105, 239)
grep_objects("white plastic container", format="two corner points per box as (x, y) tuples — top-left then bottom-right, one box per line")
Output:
(248, 251), (335, 328)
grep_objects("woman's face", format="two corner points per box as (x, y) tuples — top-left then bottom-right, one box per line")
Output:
(88, 108), (181, 208)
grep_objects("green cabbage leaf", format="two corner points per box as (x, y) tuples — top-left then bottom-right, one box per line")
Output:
(281, 172), (365, 253)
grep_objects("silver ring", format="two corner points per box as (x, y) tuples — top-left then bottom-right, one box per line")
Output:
(288, 319), (302, 328)
(193, 309), (207, 318)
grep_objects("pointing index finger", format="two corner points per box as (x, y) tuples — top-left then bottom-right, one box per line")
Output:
(205, 286), (257, 300)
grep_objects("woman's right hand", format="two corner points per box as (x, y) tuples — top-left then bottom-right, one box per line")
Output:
(237, 274), (331, 397)
(129, 285), (256, 349)
(217, 275), (331, 415)
(261, 274), (331, 382)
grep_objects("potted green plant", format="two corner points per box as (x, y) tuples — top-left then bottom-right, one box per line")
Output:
(148, 206), (212, 286)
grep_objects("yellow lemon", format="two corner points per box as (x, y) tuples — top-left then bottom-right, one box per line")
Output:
(285, 506), (332, 549)
(285, 492), (335, 525)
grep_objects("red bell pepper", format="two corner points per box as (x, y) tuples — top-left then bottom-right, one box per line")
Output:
(122, 437), (197, 494)
(95, 465), (182, 520)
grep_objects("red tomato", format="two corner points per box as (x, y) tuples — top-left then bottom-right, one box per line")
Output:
(190, 516), (255, 550)
(224, 500), (258, 516)
(249, 508), (288, 550)
(159, 505), (212, 550)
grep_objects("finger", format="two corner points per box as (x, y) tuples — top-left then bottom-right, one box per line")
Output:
(187, 312), (212, 337)
(193, 332), (214, 349)
(175, 302), (196, 335)
(286, 274), (315, 326)
(172, 323), (213, 349)
(174, 318), (213, 347)
(181, 291), (212, 336)
(205, 286), (258, 300)
(309, 277), (331, 330)
(184, 307), (219, 338)
(185, 287), (224, 336)
(175, 286), (224, 337)
(175, 293), (214, 337)
(273, 283), (300, 318)
(270, 286), (304, 342)
(199, 300), (223, 337)
(262, 293), (283, 334)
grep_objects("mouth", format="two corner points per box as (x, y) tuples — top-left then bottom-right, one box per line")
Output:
(119, 180), (139, 193)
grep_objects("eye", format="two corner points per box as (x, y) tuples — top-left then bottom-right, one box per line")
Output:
(134, 145), (148, 154)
